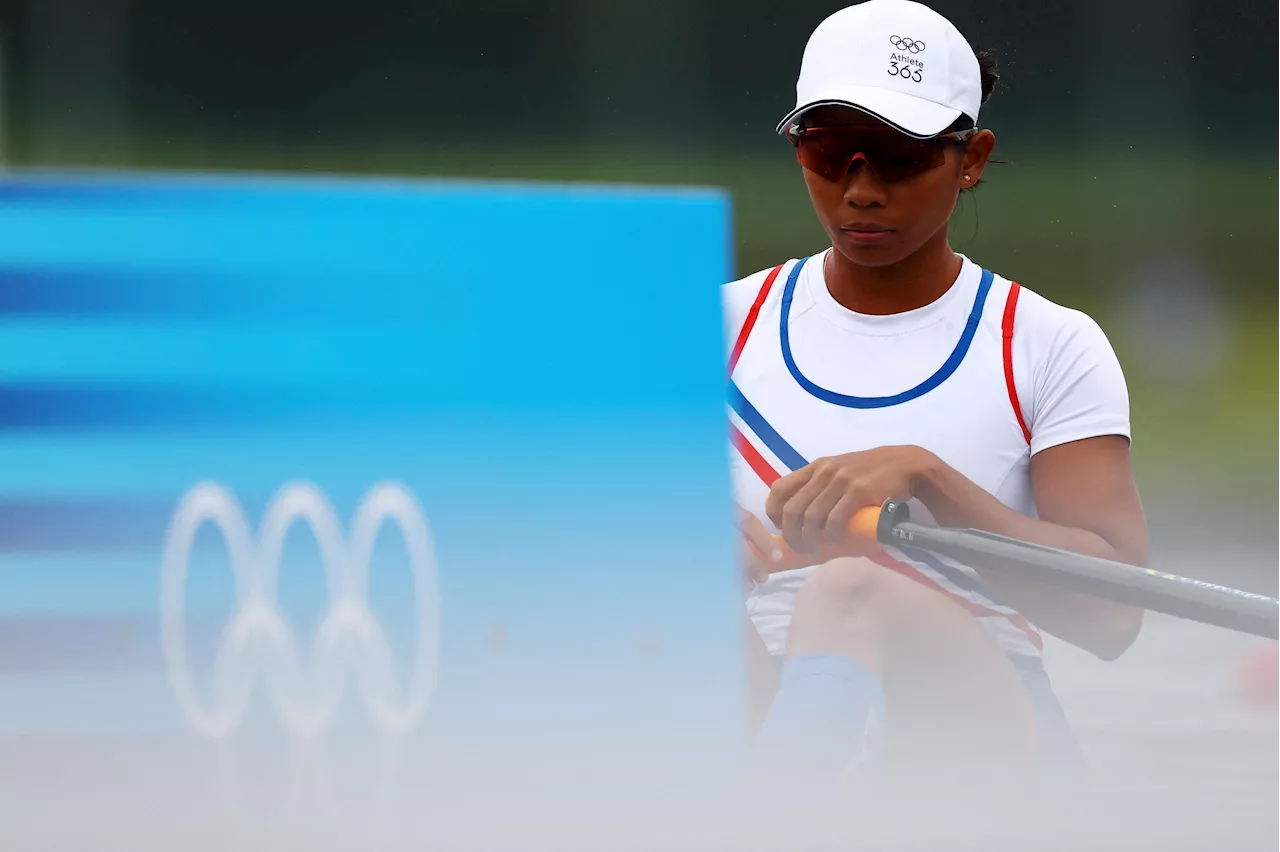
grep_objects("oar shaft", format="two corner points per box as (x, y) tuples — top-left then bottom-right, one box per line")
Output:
(876, 501), (1279, 640)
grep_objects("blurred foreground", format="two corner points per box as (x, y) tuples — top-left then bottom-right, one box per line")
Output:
(0, 2), (1274, 845)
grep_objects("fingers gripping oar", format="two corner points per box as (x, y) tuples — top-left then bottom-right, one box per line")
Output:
(768, 501), (1279, 640)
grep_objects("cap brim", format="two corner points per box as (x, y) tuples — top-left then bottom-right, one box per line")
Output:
(775, 85), (964, 139)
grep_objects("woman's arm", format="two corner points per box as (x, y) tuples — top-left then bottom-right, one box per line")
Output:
(764, 436), (1147, 661)
(913, 435), (1146, 660)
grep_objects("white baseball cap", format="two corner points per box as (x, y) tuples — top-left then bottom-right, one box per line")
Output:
(776, 0), (982, 139)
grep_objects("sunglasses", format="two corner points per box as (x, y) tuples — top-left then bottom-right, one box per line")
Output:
(787, 124), (976, 183)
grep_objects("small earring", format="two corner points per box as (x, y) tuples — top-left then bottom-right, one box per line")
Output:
(963, 174), (972, 183)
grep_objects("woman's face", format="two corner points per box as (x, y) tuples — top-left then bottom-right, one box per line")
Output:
(797, 107), (995, 268)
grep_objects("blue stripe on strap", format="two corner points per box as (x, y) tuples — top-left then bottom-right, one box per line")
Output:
(779, 257), (996, 409)
(727, 380), (809, 473)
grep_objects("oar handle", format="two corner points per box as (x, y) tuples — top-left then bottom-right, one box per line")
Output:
(759, 504), (891, 573)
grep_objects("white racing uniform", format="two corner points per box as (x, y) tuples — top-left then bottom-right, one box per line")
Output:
(725, 250), (1131, 669)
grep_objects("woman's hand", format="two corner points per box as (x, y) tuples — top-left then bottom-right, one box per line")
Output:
(736, 507), (783, 587)
(765, 445), (936, 554)
(737, 504), (882, 584)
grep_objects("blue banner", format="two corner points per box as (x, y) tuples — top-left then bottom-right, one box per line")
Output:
(0, 172), (742, 838)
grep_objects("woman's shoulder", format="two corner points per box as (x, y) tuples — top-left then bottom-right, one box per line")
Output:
(994, 275), (1130, 451)
(723, 260), (798, 297)
(998, 275), (1117, 356)
(722, 260), (801, 330)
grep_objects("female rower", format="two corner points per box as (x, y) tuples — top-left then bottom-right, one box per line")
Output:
(728, 0), (1147, 784)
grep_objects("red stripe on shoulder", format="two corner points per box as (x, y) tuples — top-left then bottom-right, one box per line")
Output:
(727, 263), (785, 377)
(1001, 282), (1032, 445)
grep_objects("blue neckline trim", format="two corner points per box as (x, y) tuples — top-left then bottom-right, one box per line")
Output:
(779, 257), (994, 409)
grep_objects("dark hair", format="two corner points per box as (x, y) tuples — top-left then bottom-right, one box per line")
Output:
(977, 49), (1001, 108)
(947, 49), (1000, 133)
(950, 49), (1002, 191)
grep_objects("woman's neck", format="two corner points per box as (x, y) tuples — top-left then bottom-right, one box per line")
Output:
(824, 233), (963, 316)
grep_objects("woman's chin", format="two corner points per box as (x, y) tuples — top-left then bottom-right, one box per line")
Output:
(833, 235), (909, 268)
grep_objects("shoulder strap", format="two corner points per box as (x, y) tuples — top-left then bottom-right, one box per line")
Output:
(727, 263), (786, 377)
(1001, 282), (1032, 444)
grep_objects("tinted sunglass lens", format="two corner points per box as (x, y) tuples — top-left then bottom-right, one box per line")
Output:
(795, 131), (947, 183)
(873, 154), (933, 182)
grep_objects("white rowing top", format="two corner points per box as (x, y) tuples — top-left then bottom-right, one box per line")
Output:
(725, 250), (1130, 661)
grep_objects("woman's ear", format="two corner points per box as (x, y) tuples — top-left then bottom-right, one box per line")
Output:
(961, 129), (996, 187)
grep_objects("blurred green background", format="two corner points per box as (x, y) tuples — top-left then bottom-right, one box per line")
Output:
(0, 0), (1274, 584)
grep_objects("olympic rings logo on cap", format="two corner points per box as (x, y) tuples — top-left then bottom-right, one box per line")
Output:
(159, 480), (441, 742)
(890, 35), (925, 54)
